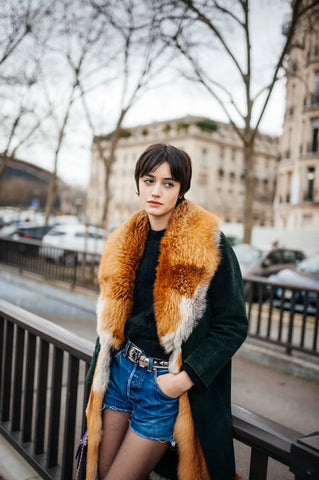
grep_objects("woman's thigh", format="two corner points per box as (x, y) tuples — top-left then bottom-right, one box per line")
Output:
(103, 427), (168, 480)
(99, 408), (131, 479)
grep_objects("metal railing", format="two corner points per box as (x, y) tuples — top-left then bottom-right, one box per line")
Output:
(0, 300), (318, 480)
(1, 237), (319, 359)
(243, 275), (319, 358)
(0, 237), (100, 289)
(0, 300), (91, 480)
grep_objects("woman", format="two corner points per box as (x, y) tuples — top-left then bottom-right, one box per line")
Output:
(86, 144), (247, 480)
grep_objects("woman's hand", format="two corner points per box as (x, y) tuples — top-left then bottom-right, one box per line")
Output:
(157, 371), (194, 398)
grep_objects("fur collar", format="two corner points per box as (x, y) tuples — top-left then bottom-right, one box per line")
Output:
(86, 200), (221, 480)
(96, 200), (221, 362)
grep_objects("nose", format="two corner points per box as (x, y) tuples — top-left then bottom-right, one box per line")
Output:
(151, 182), (161, 196)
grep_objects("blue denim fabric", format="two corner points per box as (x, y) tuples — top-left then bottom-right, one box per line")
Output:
(102, 349), (179, 444)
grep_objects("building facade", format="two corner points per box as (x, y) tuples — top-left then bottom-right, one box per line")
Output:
(86, 116), (278, 228)
(0, 156), (85, 216)
(274, 3), (319, 231)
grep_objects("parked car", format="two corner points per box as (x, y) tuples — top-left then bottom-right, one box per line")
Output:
(233, 244), (306, 300)
(268, 252), (319, 315)
(0, 222), (53, 240)
(233, 244), (305, 277)
(39, 224), (106, 265)
(0, 222), (53, 256)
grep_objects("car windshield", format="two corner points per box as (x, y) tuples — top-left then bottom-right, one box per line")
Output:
(233, 244), (262, 265)
(48, 230), (67, 236)
(296, 253), (319, 273)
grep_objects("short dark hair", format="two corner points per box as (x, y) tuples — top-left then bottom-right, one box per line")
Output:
(134, 144), (192, 197)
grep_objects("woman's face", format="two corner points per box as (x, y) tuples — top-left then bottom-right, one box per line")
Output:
(138, 161), (181, 230)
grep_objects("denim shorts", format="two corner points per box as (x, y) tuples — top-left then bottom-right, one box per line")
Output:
(102, 347), (179, 445)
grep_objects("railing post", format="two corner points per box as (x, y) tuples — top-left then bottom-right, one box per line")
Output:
(290, 432), (319, 479)
(1, 319), (14, 422)
(72, 252), (78, 288)
(61, 353), (79, 480)
(286, 292), (296, 355)
(249, 447), (268, 480)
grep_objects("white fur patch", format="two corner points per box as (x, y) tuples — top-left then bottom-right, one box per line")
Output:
(92, 330), (113, 393)
(96, 293), (106, 333)
(162, 284), (209, 372)
(168, 348), (181, 374)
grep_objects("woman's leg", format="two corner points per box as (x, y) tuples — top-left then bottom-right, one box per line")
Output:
(103, 427), (168, 480)
(99, 408), (131, 479)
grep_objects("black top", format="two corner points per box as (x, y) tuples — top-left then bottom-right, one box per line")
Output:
(124, 228), (169, 360)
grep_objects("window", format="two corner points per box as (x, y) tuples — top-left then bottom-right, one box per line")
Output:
(311, 118), (319, 152)
(266, 251), (283, 265)
(316, 71), (319, 94)
(314, 71), (319, 105)
(304, 166), (315, 201)
(282, 250), (303, 263)
(201, 148), (208, 167)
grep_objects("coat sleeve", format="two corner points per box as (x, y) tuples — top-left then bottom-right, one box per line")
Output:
(182, 233), (248, 389)
(86, 336), (100, 384)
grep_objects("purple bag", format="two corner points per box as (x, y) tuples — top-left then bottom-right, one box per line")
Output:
(75, 430), (88, 479)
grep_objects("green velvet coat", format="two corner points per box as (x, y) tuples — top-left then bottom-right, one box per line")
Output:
(86, 233), (248, 480)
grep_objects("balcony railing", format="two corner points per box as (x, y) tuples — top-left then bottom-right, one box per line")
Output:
(1, 300), (319, 480)
(304, 93), (319, 110)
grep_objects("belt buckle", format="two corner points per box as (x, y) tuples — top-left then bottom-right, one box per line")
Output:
(129, 347), (141, 363)
(138, 355), (149, 368)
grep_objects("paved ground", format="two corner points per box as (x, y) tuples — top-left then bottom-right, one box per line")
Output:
(0, 266), (318, 479)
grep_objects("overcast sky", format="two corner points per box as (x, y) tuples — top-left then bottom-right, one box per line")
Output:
(17, 0), (291, 188)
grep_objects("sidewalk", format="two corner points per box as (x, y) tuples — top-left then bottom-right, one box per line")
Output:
(1, 266), (318, 479)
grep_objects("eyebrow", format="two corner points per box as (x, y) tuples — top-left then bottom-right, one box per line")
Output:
(143, 173), (176, 181)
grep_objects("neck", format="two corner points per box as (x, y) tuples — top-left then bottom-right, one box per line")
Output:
(148, 213), (171, 231)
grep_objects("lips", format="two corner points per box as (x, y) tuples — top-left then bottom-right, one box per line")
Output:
(147, 201), (163, 206)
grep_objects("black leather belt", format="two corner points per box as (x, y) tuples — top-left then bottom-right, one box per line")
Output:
(125, 343), (169, 369)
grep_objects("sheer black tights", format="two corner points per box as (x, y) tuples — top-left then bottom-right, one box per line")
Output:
(99, 408), (168, 480)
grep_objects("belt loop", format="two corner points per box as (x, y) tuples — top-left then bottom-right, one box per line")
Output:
(124, 341), (130, 357)
(147, 356), (153, 372)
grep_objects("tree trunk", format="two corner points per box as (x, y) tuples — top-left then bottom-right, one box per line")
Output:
(102, 160), (112, 230)
(101, 108), (129, 231)
(242, 142), (255, 244)
(45, 173), (58, 225)
(0, 155), (10, 183)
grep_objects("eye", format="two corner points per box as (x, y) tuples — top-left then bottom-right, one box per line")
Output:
(163, 181), (174, 187)
(143, 178), (155, 184)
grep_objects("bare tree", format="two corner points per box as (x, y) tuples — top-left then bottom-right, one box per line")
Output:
(152, 0), (318, 242)
(0, 0), (54, 183)
(87, 0), (172, 229)
(0, 0), (53, 68)
(39, 0), (115, 224)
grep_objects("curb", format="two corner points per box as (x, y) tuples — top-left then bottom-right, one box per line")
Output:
(239, 338), (319, 383)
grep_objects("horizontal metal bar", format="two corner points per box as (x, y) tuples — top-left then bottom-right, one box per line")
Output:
(232, 404), (301, 465)
(0, 299), (93, 362)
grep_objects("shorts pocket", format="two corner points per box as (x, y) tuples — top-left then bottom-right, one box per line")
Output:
(113, 349), (123, 359)
(153, 370), (179, 401)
